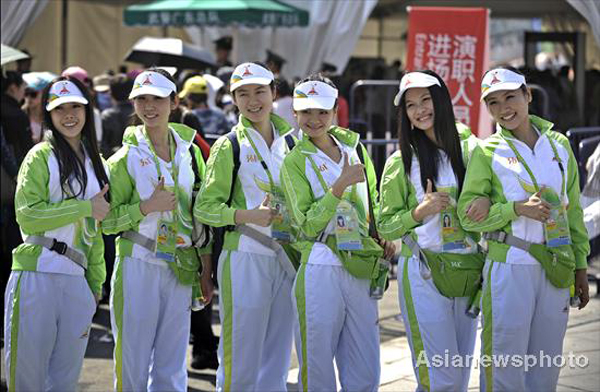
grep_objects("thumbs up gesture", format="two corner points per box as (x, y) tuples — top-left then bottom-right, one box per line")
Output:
(332, 152), (366, 198)
(515, 190), (551, 222)
(140, 177), (177, 216)
(91, 184), (110, 221)
(253, 194), (277, 227)
(412, 179), (450, 222)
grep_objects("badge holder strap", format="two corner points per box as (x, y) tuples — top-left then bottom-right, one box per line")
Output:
(505, 136), (565, 198)
(245, 128), (277, 191)
(142, 126), (180, 259)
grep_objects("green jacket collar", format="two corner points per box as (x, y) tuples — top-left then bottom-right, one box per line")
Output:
(297, 126), (360, 154)
(122, 123), (196, 147)
(456, 122), (472, 141)
(497, 115), (554, 140)
(236, 113), (293, 137)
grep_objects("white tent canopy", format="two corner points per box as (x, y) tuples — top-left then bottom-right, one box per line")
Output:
(185, 0), (377, 79)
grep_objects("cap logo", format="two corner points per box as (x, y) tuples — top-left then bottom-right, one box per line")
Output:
(242, 65), (253, 77)
(491, 72), (501, 85)
(294, 89), (308, 98)
(142, 75), (153, 85)
(404, 78), (412, 87)
(307, 83), (318, 95)
(59, 83), (70, 95)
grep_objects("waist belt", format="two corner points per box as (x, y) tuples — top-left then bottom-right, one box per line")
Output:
(121, 230), (156, 252)
(402, 235), (432, 279)
(482, 231), (533, 252)
(25, 236), (87, 270)
(236, 224), (296, 278)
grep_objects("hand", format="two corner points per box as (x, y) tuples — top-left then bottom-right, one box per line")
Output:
(200, 272), (214, 305)
(465, 197), (491, 222)
(235, 194), (276, 227)
(515, 190), (551, 222)
(91, 184), (110, 221)
(379, 237), (396, 261)
(574, 269), (590, 310)
(412, 179), (450, 221)
(332, 153), (365, 198)
(140, 177), (176, 215)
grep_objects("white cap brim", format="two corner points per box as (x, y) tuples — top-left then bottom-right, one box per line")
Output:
(293, 96), (336, 111)
(46, 95), (89, 111)
(480, 82), (523, 100)
(230, 77), (272, 92)
(393, 73), (441, 106)
(129, 85), (173, 99)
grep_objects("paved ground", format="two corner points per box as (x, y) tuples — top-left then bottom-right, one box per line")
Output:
(2, 267), (599, 391)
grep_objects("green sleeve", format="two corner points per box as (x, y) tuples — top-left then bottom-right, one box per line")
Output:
(280, 152), (340, 239)
(194, 136), (237, 227)
(15, 145), (92, 233)
(457, 145), (518, 232)
(191, 143), (213, 254)
(101, 146), (144, 234)
(557, 135), (590, 269)
(85, 230), (106, 295)
(377, 153), (420, 241)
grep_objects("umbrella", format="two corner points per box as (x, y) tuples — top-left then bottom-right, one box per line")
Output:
(124, 0), (309, 28)
(1, 44), (29, 66)
(124, 37), (216, 69)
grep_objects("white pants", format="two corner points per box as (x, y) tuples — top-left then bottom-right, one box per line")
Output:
(480, 260), (570, 391)
(216, 250), (294, 392)
(293, 263), (381, 392)
(397, 256), (478, 392)
(110, 256), (192, 392)
(4, 271), (96, 392)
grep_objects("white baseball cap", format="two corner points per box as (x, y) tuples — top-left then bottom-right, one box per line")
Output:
(293, 81), (339, 111)
(481, 68), (526, 100)
(393, 72), (441, 106)
(45, 80), (89, 111)
(229, 62), (274, 92)
(129, 71), (177, 99)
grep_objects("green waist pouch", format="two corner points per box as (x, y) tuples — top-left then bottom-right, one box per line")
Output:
(324, 235), (383, 279)
(169, 247), (202, 286)
(527, 243), (575, 288)
(485, 232), (576, 289)
(421, 250), (485, 298)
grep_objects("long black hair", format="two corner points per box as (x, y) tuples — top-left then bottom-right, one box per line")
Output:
(397, 70), (466, 194)
(41, 76), (110, 201)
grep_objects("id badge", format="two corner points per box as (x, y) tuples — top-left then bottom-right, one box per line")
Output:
(541, 188), (571, 247)
(438, 186), (467, 251)
(270, 192), (291, 242)
(156, 218), (177, 262)
(335, 199), (363, 251)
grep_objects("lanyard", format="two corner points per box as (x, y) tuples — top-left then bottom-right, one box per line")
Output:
(504, 132), (565, 198)
(244, 126), (277, 191)
(307, 148), (359, 207)
(142, 126), (180, 248)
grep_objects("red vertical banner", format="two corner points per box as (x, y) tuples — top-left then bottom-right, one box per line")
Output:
(406, 7), (489, 136)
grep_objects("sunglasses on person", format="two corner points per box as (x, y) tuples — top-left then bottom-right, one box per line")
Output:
(25, 89), (39, 98)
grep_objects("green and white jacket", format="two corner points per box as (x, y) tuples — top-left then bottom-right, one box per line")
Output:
(378, 123), (480, 257)
(102, 123), (209, 280)
(457, 115), (589, 268)
(13, 141), (107, 295)
(280, 126), (379, 267)
(194, 114), (295, 255)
